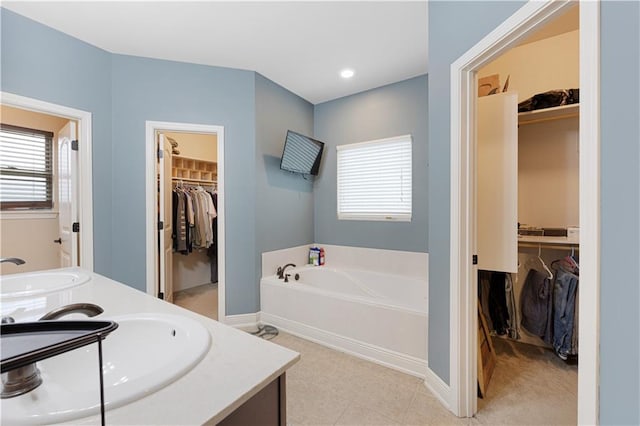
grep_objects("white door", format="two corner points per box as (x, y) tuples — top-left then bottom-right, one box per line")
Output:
(158, 133), (174, 301)
(476, 93), (518, 273)
(57, 121), (78, 267)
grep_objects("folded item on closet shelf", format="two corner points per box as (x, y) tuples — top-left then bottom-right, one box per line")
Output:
(166, 136), (179, 147)
(518, 88), (579, 112)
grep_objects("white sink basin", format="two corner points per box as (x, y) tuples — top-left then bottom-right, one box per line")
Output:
(1, 313), (211, 425)
(0, 270), (91, 299)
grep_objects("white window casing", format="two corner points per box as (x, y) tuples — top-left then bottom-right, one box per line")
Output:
(337, 134), (412, 221)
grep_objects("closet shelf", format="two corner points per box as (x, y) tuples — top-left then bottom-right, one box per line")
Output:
(518, 103), (579, 126)
(172, 155), (217, 182)
(518, 235), (579, 246)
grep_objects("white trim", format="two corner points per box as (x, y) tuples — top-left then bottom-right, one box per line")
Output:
(335, 134), (413, 151)
(0, 211), (59, 220)
(1, 91), (94, 271)
(145, 121), (226, 322)
(225, 312), (261, 331)
(261, 311), (428, 378)
(423, 367), (452, 411)
(577, 2), (600, 424)
(448, 0), (599, 422)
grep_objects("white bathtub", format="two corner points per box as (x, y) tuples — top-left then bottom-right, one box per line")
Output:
(260, 266), (428, 377)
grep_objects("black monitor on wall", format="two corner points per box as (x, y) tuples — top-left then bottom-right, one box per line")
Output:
(279, 130), (324, 176)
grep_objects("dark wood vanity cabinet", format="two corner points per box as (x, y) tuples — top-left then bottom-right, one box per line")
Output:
(217, 373), (286, 426)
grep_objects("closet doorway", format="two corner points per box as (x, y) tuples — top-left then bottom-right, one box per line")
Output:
(475, 3), (579, 423)
(447, 0), (600, 424)
(145, 122), (225, 322)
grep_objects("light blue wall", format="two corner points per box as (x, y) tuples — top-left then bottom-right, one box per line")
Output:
(255, 73), (314, 278)
(427, 0), (527, 384)
(313, 75), (429, 252)
(0, 8), (114, 276)
(599, 1), (640, 424)
(111, 54), (258, 315)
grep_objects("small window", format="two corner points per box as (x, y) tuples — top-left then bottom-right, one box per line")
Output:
(337, 134), (412, 221)
(0, 124), (54, 210)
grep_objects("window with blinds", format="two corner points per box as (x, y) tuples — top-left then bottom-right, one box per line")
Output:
(337, 135), (412, 221)
(0, 124), (54, 210)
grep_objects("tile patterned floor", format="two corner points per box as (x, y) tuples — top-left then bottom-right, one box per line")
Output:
(173, 283), (218, 320)
(271, 333), (577, 425)
(172, 289), (577, 425)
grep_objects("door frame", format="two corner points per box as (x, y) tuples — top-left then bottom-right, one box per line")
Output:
(448, 1), (600, 423)
(145, 121), (226, 322)
(0, 91), (94, 271)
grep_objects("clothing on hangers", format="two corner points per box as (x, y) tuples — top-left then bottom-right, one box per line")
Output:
(551, 267), (579, 360)
(172, 183), (217, 254)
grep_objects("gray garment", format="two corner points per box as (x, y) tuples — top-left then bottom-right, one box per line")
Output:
(505, 273), (520, 340)
(520, 268), (551, 338)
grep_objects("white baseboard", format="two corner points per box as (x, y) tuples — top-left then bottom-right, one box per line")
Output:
(224, 312), (261, 331)
(261, 312), (427, 378)
(424, 367), (452, 412)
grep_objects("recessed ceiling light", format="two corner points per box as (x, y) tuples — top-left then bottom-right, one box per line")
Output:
(340, 69), (355, 79)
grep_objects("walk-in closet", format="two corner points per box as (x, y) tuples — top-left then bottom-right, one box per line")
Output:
(156, 131), (219, 320)
(474, 4), (579, 423)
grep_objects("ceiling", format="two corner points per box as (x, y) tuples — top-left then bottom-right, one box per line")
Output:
(518, 3), (579, 46)
(2, 1), (428, 105)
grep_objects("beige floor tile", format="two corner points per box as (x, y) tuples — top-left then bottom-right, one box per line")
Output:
(342, 370), (417, 420)
(274, 332), (576, 426)
(173, 283), (218, 320)
(403, 391), (471, 426)
(286, 380), (350, 425)
(337, 354), (422, 390)
(335, 403), (401, 426)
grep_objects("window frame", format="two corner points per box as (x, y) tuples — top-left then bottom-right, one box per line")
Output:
(336, 134), (413, 222)
(0, 123), (55, 211)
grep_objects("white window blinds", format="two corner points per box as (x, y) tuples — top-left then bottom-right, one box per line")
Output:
(337, 135), (412, 221)
(0, 124), (54, 210)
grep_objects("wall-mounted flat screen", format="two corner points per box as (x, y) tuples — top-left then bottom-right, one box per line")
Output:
(279, 130), (324, 176)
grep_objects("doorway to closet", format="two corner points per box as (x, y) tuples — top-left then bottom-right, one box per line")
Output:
(474, 4), (579, 423)
(448, 0), (599, 422)
(145, 121), (225, 323)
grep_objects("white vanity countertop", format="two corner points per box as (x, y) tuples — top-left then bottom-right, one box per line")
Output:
(0, 268), (300, 425)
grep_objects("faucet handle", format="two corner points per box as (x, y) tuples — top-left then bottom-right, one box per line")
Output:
(1, 316), (16, 324)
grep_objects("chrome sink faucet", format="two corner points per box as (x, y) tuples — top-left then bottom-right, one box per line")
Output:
(1, 303), (104, 399)
(0, 258), (25, 265)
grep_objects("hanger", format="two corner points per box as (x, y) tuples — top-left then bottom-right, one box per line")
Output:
(538, 244), (553, 280)
(566, 246), (579, 270)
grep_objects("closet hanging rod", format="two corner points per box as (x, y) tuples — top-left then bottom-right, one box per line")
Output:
(518, 242), (579, 250)
(172, 177), (217, 184)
